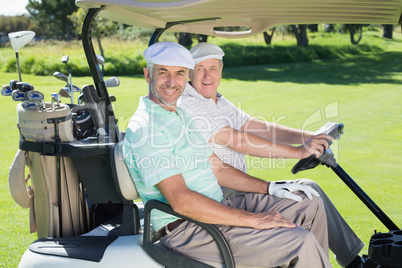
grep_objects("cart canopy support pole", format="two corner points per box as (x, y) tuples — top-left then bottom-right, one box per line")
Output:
(82, 7), (118, 143)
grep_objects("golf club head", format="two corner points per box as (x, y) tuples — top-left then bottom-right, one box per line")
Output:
(61, 55), (69, 64)
(16, 82), (34, 92)
(12, 90), (28, 101)
(109, 95), (116, 102)
(10, 80), (19, 90)
(51, 92), (60, 110)
(71, 84), (82, 93)
(22, 100), (41, 110)
(77, 93), (85, 105)
(1, 85), (12, 96)
(59, 87), (71, 98)
(51, 92), (60, 102)
(105, 77), (120, 87)
(96, 54), (105, 66)
(53, 71), (69, 83)
(28, 90), (44, 101)
(8, 31), (36, 52)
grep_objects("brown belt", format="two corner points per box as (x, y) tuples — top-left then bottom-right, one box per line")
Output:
(160, 219), (185, 237)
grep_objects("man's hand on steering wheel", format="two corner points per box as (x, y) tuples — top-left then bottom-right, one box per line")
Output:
(292, 123), (344, 174)
(297, 133), (334, 159)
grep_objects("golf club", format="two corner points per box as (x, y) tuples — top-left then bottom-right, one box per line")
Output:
(8, 31), (35, 82)
(53, 71), (69, 83)
(16, 82), (34, 92)
(61, 55), (74, 104)
(71, 84), (82, 93)
(22, 100), (41, 110)
(1, 85), (12, 96)
(61, 55), (69, 65)
(77, 93), (84, 105)
(28, 90), (44, 101)
(10, 80), (19, 90)
(105, 76), (120, 87)
(59, 87), (71, 99)
(12, 90), (28, 101)
(51, 92), (60, 111)
(109, 95), (116, 102)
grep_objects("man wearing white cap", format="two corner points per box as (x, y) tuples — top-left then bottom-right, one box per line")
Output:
(178, 42), (370, 267)
(123, 41), (332, 267)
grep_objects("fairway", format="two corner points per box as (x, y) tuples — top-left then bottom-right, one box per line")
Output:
(1, 40), (402, 267)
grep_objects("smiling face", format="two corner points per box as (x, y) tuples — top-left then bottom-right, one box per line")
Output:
(189, 58), (223, 102)
(144, 64), (189, 111)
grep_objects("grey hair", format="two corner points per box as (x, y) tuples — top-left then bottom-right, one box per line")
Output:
(147, 63), (155, 77)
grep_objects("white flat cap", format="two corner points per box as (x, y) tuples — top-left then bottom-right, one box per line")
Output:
(190, 43), (225, 64)
(143, 41), (194, 69)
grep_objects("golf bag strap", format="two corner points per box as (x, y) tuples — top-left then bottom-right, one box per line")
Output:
(19, 140), (62, 155)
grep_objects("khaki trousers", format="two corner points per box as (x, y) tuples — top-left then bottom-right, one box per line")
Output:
(224, 179), (364, 267)
(290, 179), (364, 267)
(161, 192), (331, 268)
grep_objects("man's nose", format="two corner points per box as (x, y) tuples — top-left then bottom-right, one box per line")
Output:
(166, 74), (175, 87)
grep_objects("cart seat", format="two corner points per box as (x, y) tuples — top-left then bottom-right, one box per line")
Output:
(111, 141), (140, 201)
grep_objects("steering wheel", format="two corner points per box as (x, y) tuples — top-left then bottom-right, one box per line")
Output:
(291, 123), (344, 174)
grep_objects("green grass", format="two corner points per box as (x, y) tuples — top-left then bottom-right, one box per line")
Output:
(1, 31), (402, 267)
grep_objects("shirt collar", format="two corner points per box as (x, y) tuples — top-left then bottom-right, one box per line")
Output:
(184, 82), (221, 101)
(139, 96), (185, 117)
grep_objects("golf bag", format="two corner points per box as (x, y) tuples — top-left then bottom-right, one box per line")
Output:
(8, 103), (89, 238)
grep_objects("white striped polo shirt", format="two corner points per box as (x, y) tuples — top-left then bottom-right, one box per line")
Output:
(178, 83), (251, 173)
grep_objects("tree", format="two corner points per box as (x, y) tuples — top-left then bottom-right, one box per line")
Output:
(324, 24), (335, 33)
(26, 0), (78, 40)
(0, 15), (45, 43)
(291, 24), (309, 46)
(69, 8), (118, 57)
(0, 15), (30, 33)
(263, 27), (275, 45)
(348, 24), (362, 45)
(308, 24), (318, 32)
(383, 25), (393, 39)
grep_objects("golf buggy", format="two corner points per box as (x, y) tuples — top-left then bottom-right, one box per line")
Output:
(7, 0), (402, 267)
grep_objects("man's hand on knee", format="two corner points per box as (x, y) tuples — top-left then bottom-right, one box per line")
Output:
(252, 211), (296, 229)
(268, 181), (320, 202)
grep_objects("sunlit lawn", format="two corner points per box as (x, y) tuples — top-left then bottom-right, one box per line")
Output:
(0, 34), (401, 267)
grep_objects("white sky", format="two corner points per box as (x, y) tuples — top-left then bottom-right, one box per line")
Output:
(0, 0), (29, 16)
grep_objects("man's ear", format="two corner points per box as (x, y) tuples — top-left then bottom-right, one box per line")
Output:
(143, 67), (151, 84)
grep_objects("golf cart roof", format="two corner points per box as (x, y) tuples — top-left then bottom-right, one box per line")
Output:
(76, 0), (402, 38)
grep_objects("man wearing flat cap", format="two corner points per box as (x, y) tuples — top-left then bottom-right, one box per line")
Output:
(178, 42), (370, 267)
(122, 41), (332, 267)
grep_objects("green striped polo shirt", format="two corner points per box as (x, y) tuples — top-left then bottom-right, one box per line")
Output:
(123, 96), (224, 231)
